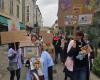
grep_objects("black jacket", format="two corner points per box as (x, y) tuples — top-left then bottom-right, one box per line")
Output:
(67, 40), (89, 69)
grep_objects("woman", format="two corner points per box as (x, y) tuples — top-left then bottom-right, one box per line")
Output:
(83, 33), (94, 80)
(40, 43), (54, 80)
(66, 31), (92, 80)
(8, 42), (23, 80)
(62, 37), (72, 80)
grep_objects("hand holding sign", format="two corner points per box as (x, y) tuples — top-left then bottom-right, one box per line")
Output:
(81, 45), (92, 55)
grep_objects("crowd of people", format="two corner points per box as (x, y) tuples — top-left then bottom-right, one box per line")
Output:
(7, 31), (94, 80)
(52, 31), (94, 80)
(7, 35), (54, 80)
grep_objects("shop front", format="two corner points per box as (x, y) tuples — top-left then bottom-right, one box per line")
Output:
(0, 15), (26, 45)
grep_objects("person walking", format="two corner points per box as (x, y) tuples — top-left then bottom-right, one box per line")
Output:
(62, 37), (73, 80)
(53, 34), (61, 64)
(83, 33), (94, 80)
(7, 42), (23, 80)
(66, 31), (92, 80)
(40, 43), (54, 80)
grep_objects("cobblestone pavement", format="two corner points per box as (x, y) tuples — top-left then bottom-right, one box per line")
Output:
(53, 62), (100, 80)
(0, 46), (100, 80)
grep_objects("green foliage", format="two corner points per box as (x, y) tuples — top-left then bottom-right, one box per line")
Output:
(92, 54), (100, 77)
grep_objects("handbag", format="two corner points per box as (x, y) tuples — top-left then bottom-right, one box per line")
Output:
(7, 61), (18, 71)
(65, 57), (74, 72)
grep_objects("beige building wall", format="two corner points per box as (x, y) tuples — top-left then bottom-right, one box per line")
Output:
(0, 0), (22, 22)
(25, 0), (34, 27)
(36, 5), (43, 27)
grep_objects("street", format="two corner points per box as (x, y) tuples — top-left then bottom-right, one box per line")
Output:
(0, 46), (100, 80)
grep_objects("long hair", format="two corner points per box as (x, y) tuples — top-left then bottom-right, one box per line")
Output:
(8, 42), (19, 50)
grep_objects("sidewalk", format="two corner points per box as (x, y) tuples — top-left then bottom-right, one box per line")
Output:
(90, 73), (100, 80)
(0, 45), (100, 80)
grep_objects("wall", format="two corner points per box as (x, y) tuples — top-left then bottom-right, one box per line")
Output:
(25, 0), (34, 27)
(0, 0), (22, 22)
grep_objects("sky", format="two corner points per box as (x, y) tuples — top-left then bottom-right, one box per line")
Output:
(37, 0), (58, 27)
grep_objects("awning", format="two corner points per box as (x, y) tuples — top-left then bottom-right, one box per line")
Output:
(0, 15), (26, 30)
(0, 15), (8, 26)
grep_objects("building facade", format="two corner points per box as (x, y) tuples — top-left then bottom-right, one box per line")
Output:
(25, 0), (34, 27)
(58, 0), (96, 28)
(0, 0), (25, 32)
(0, 0), (43, 37)
(34, 5), (43, 28)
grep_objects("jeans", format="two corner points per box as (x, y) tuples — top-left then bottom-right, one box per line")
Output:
(55, 47), (62, 64)
(48, 66), (53, 80)
(72, 67), (87, 80)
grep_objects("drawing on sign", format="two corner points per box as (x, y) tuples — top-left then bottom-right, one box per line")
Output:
(73, 6), (82, 15)
(65, 15), (78, 26)
(78, 14), (93, 25)
(8, 20), (20, 32)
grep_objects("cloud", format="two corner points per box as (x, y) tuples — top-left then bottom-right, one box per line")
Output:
(37, 0), (58, 27)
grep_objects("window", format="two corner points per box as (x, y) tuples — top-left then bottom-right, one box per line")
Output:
(0, 0), (4, 9)
(17, 5), (19, 18)
(27, 6), (29, 22)
(10, 0), (13, 15)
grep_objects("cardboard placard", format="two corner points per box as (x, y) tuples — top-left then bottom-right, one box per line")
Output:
(0, 31), (27, 44)
(23, 46), (39, 59)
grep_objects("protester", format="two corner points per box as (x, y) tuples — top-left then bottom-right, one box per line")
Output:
(53, 34), (61, 64)
(66, 31), (92, 80)
(40, 43), (54, 80)
(25, 36), (44, 80)
(62, 37), (72, 80)
(7, 42), (23, 80)
(25, 57), (44, 80)
(83, 33), (94, 80)
(46, 42), (55, 61)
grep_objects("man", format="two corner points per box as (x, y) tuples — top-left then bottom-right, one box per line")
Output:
(83, 33), (94, 80)
(53, 34), (61, 64)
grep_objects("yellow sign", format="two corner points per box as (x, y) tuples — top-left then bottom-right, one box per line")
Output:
(73, 5), (83, 15)
(85, 0), (96, 11)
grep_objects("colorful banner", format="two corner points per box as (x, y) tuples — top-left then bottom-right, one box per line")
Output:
(60, 0), (72, 10)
